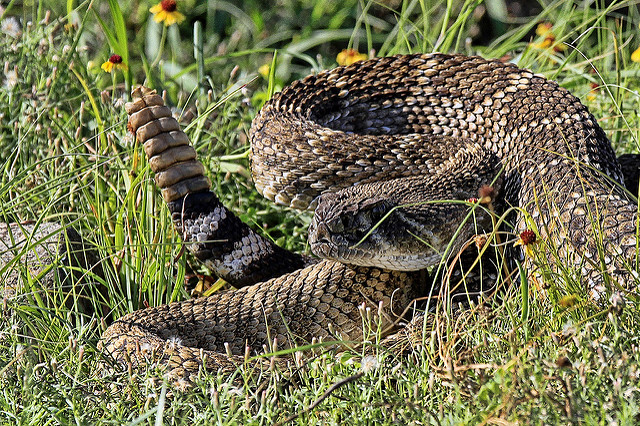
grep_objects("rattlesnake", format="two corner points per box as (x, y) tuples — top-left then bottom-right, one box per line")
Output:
(101, 53), (639, 384)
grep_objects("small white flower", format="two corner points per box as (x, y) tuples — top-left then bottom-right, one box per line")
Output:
(227, 385), (243, 396)
(610, 292), (626, 315)
(113, 97), (125, 109)
(140, 342), (153, 353)
(562, 321), (576, 337)
(360, 355), (380, 373)
(166, 336), (182, 349)
(1, 17), (21, 38)
(3, 68), (17, 89)
(219, 382), (243, 396)
(174, 378), (191, 392)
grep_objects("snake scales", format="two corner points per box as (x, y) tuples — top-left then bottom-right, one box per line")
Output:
(101, 53), (639, 384)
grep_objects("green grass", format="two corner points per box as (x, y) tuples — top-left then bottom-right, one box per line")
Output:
(1, 0), (640, 424)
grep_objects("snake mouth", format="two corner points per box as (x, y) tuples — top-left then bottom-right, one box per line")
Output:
(309, 218), (367, 263)
(308, 220), (342, 259)
(309, 217), (445, 270)
(310, 237), (442, 270)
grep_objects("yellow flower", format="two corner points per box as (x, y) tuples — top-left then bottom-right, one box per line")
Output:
(587, 82), (599, 101)
(101, 54), (127, 73)
(531, 38), (553, 50)
(535, 22), (553, 37)
(530, 22), (566, 52)
(514, 229), (538, 258)
(258, 64), (270, 78)
(558, 294), (579, 308)
(632, 46), (640, 62)
(337, 49), (368, 66)
(149, 0), (185, 26)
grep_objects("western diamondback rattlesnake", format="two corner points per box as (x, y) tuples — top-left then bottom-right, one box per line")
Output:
(101, 53), (639, 384)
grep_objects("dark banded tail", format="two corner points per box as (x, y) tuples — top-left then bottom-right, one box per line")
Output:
(125, 87), (308, 287)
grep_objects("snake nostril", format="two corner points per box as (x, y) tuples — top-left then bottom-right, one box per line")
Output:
(309, 221), (331, 245)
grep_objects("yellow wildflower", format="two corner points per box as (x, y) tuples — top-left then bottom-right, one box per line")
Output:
(149, 0), (185, 26)
(587, 82), (599, 101)
(258, 64), (270, 78)
(514, 229), (538, 258)
(558, 294), (579, 308)
(515, 229), (536, 246)
(530, 22), (566, 52)
(337, 49), (368, 66)
(632, 46), (640, 62)
(531, 38), (553, 50)
(101, 54), (127, 73)
(535, 22), (553, 37)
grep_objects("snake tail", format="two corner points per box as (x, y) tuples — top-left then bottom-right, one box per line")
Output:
(126, 86), (307, 287)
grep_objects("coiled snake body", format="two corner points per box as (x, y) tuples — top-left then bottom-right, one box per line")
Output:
(101, 54), (639, 383)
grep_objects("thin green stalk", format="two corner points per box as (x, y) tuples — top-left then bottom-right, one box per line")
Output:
(150, 25), (168, 68)
(194, 21), (205, 96)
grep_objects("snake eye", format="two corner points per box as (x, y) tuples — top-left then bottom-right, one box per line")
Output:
(361, 199), (392, 226)
(326, 216), (345, 233)
(343, 199), (393, 243)
(370, 202), (389, 219)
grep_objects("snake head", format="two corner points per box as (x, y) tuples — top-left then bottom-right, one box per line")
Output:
(309, 178), (494, 271)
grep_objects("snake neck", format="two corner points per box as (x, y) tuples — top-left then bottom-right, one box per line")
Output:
(126, 87), (307, 288)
